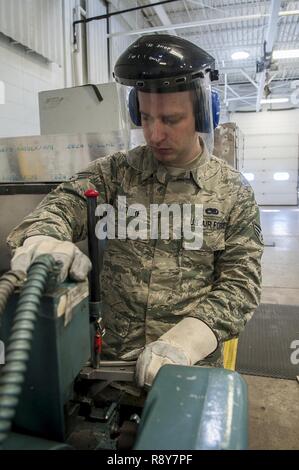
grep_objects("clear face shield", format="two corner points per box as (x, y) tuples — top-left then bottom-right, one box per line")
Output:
(116, 83), (145, 153)
(116, 74), (214, 166)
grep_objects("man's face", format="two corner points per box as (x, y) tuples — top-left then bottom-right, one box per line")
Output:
(138, 90), (201, 166)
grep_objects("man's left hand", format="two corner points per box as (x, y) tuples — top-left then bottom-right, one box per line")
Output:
(134, 317), (218, 388)
(135, 340), (189, 388)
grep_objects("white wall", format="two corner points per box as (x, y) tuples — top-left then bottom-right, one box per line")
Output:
(0, 0), (151, 139)
(86, 0), (109, 84)
(0, 0), (117, 138)
(0, 0), (63, 66)
(230, 108), (299, 135)
(0, 37), (64, 137)
(230, 109), (299, 205)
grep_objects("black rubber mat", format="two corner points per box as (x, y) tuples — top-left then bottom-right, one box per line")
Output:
(236, 303), (299, 380)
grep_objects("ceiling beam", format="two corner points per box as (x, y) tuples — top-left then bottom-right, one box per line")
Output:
(185, 0), (225, 14)
(217, 77), (299, 86)
(224, 83), (256, 108)
(149, 0), (178, 35)
(256, 0), (281, 112)
(240, 68), (258, 89)
(227, 96), (258, 102)
(266, 1), (281, 52)
(227, 84), (241, 98)
(106, 0), (137, 31)
(221, 65), (258, 73)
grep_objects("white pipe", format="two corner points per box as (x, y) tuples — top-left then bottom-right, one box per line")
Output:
(108, 13), (268, 38)
(107, 8), (299, 38)
(227, 96), (258, 102)
(227, 85), (240, 98)
(279, 9), (299, 16)
(72, 6), (83, 86)
(78, 6), (86, 17)
(240, 69), (258, 89)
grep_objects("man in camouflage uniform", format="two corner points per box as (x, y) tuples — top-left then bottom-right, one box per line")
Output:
(7, 35), (263, 389)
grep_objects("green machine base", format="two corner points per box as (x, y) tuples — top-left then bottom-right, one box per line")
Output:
(135, 365), (248, 450)
(0, 282), (248, 450)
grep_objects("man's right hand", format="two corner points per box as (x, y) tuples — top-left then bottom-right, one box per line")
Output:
(11, 235), (91, 282)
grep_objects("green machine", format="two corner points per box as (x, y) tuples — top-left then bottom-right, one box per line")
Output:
(0, 195), (248, 450)
(0, 268), (248, 450)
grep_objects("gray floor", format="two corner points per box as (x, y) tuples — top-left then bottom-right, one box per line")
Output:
(244, 206), (299, 450)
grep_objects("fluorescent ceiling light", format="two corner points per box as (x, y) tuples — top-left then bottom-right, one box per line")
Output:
(231, 51), (249, 60)
(273, 49), (299, 59)
(279, 10), (299, 16)
(261, 98), (289, 104)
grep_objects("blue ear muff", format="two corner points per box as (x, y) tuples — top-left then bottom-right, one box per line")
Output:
(128, 87), (220, 130)
(128, 88), (141, 126)
(195, 88), (220, 133)
(212, 89), (220, 129)
(195, 90), (210, 134)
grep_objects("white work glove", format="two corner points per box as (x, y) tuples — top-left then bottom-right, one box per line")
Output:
(11, 235), (91, 282)
(134, 318), (218, 388)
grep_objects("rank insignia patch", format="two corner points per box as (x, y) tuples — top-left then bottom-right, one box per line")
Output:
(253, 223), (264, 244)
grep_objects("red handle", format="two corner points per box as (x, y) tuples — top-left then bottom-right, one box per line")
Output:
(94, 332), (103, 354)
(84, 189), (99, 198)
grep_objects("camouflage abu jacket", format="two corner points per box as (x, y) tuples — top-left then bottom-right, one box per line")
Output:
(7, 144), (264, 366)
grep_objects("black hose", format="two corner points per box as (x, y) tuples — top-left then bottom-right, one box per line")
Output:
(0, 271), (26, 324)
(0, 255), (56, 446)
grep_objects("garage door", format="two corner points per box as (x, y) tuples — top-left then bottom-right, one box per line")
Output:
(241, 133), (298, 205)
